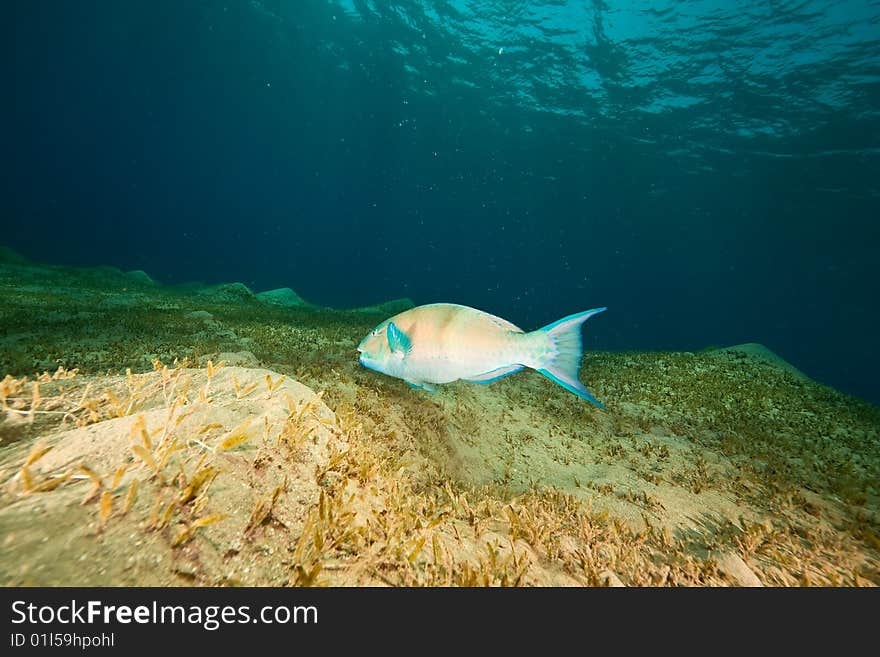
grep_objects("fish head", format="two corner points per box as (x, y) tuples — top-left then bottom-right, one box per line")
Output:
(357, 320), (394, 374)
(358, 318), (412, 377)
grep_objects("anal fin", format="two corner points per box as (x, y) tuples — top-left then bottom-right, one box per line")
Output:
(464, 364), (523, 384)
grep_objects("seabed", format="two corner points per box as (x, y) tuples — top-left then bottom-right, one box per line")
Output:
(0, 248), (878, 586)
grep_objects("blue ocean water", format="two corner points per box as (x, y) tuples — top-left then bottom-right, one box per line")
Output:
(2, 0), (879, 402)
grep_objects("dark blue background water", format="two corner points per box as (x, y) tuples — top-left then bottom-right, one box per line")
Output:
(3, 1), (879, 402)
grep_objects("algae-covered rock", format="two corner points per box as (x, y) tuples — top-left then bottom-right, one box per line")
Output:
(256, 287), (306, 307)
(353, 297), (416, 315)
(196, 282), (256, 302)
(125, 269), (156, 286)
(0, 245), (30, 265)
(710, 342), (808, 380)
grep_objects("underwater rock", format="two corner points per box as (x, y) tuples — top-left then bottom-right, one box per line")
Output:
(0, 245), (30, 265)
(352, 297), (416, 315)
(256, 287), (306, 307)
(599, 570), (626, 587)
(0, 407), (28, 443)
(125, 269), (156, 286)
(196, 282), (256, 302)
(710, 343), (808, 380)
(715, 552), (763, 587)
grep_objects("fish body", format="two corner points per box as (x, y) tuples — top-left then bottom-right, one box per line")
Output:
(357, 303), (606, 407)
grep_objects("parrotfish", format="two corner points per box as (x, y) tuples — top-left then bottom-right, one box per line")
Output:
(357, 303), (606, 407)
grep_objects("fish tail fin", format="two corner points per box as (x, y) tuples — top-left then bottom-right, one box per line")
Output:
(533, 307), (606, 408)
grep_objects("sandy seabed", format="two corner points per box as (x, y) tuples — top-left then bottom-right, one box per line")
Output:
(1, 251), (878, 586)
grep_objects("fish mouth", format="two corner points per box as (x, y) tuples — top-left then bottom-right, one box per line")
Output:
(358, 355), (379, 373)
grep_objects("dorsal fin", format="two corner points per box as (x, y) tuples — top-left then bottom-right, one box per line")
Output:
(484, 312), (524, 333)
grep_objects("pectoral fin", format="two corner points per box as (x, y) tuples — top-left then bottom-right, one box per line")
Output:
(387, 322), (412, 355)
